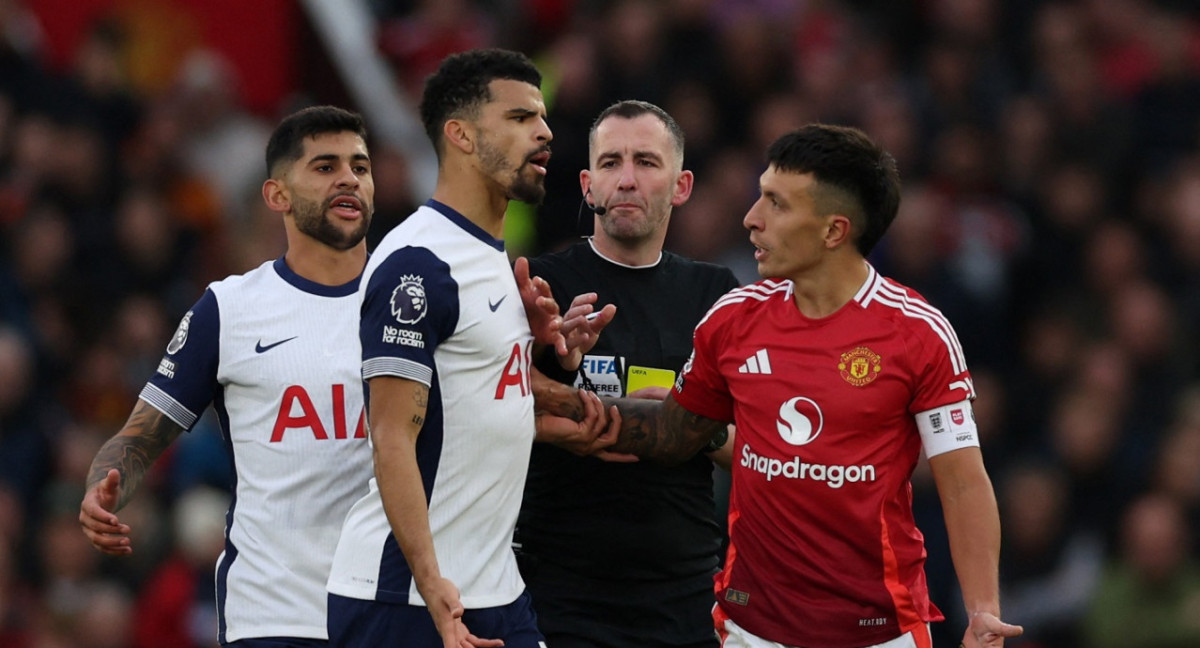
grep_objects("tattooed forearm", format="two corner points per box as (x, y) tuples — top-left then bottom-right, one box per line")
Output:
(85, 402), (184, 511)
(604, 396), (728, 465)
(531, 370), (583, 419)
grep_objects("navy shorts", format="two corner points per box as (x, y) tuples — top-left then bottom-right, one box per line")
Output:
(225, 638), (328, 647)
(327, 590), (544, 648)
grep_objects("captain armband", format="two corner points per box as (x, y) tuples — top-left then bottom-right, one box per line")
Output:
(915, 400), (980, 459)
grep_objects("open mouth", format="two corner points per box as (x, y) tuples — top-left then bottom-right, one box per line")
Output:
(329, 194), (364, 219)
(750, 239), (767, 260)
(527, 150), (551, 176)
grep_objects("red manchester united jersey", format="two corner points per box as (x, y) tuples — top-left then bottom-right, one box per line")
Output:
(674, 265), (975, 648)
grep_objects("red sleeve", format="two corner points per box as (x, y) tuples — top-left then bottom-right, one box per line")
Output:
(908, 310), (975, 415)
(673, 306), (735, 423)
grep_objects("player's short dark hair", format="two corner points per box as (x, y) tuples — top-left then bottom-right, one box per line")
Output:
(419, 48), (542, 159)
(265, 105), (367, 177)
(766, 124), (901, 256)
(588, 100), (686, 165)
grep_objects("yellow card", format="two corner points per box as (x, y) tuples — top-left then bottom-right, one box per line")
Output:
(626, 365), (676, 394)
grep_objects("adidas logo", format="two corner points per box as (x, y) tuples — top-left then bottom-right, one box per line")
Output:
(738, 348), (772, 374)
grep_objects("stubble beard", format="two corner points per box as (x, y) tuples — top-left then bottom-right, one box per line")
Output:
(293, 195), (370, 251)
(508, 174), (546, 205)
(478, 137), (546, 205)
(598, 194), (670, 243)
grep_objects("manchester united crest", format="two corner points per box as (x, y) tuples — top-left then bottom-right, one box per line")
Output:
(838, 346), (882, 387)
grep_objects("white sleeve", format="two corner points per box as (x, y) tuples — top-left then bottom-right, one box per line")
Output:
(915, 399), (980, 458)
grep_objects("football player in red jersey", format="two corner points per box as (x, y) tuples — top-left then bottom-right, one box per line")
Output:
(549, 124), (1023, 648)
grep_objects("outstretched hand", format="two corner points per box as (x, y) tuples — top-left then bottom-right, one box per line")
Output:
(556, 293), (616, 372)
(514, 257), (565, 355)
(961, 611), (1023, 648)
(78, 468), (133, 555)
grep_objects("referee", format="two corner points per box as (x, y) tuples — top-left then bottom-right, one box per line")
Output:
(517, 100), (739, 648)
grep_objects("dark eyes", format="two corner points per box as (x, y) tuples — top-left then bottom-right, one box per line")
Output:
(315, 164), (370, 175)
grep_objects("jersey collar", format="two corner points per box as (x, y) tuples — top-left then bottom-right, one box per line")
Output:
(272, 257), (361, 297)
(425, 199), (506, 252)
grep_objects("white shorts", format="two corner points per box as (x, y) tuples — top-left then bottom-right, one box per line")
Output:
(718, 615), (931, 648)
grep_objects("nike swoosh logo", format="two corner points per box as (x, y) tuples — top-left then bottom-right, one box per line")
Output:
(489, 295), (506, 312)
(255, 336), (298, 353)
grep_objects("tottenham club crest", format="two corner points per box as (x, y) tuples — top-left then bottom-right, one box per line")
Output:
(838, 346), (882, 387)
(391, 275), (427, 324)
(166, 310), (193, 355)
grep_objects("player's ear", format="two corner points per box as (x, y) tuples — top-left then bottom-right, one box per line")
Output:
(825, 214), (853, 249)
(443, 119), (474, 155)
(262, 178), (290, 214)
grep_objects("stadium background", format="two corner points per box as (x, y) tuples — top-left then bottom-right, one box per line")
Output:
(3, 0), (1200, 646)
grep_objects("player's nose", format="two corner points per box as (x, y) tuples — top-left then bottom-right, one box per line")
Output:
(335, 164), (360, 189)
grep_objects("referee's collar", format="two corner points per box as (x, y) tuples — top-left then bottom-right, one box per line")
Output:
(587, 238), (662, 269)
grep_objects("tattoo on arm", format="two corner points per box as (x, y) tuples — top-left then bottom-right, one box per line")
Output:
(606, 396), (728, 464)
(86, 403), (184, 511)
(410, 384), (428, 430)
(531, 372), (583, 419)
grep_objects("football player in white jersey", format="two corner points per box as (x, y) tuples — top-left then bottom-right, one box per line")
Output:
(325, 48), (615, 648)
(79, 105), (377, 647)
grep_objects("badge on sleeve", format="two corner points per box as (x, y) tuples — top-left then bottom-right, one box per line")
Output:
(391, 275), (427, 324)
(166, 310), (193, 355)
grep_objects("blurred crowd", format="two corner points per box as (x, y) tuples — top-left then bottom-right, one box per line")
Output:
(4, 0), (1200, 646)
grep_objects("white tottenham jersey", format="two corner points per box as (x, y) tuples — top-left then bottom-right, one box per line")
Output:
(327, 200), (536, 609)
(142, 257), (371, 643)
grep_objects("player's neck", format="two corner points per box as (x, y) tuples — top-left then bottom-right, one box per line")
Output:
(788, 257), (869, 319)
(589, 232), (663, 268)
(284, 240), (366, 286)
(432, 164), (508, 240)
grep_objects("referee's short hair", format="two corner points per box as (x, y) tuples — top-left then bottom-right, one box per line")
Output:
(588, 100), (686, 167)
